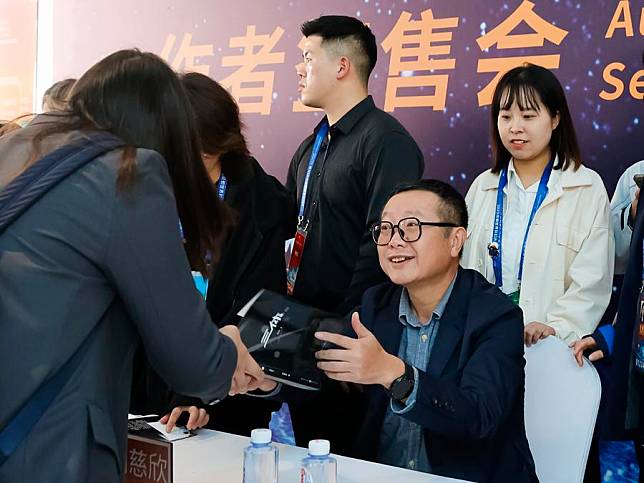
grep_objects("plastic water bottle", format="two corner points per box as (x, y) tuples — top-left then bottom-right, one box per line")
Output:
(243, 428), (278, 483)
(300, 439), (337, 483)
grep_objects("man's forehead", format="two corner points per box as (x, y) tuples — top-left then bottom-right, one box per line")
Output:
(302, 35), (323, 50)
(382, 191), (440, 218)
(381, 208), (426, 219)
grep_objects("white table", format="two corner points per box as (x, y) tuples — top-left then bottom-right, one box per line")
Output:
(172, 429), (470, 482)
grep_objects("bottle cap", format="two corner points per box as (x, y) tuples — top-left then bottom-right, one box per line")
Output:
(308, 439), (330, 456)
(250, 428), (272, 444)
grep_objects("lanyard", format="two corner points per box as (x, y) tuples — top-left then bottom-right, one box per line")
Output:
(490, 161), (553, 288)
(298, 121), (329, 225)
(178, 174), (228, 241)
(217, 174), (228, 200)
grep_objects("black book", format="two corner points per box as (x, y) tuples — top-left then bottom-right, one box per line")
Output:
(237, 290), (348, 391)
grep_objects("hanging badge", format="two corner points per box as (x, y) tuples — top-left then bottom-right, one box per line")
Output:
(286, 225), (308, 295)
(286, 121), (329, 295)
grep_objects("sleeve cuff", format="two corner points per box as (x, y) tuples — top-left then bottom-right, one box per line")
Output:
(596, 325), (615, 356)
(390, 366), (419, 415)
(548, 321), (580, 345)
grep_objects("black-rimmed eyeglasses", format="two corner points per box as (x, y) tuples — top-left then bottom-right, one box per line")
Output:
(370, 217), (459, 246)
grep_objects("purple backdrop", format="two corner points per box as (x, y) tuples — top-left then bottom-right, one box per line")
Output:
(52, 0), (643, 193)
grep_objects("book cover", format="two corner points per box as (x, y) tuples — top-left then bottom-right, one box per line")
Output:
(237, 290), (348, 391)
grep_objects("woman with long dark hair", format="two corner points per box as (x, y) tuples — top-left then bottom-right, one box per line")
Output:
(132, 72), (294, 435)
(0, 49), (264, 482)
(181, 72), (293, 329)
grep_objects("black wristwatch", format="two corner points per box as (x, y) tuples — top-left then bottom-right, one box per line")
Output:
(387, 362), (415, 402)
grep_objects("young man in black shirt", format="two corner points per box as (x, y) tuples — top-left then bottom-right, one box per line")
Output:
(285, 15), (424, 453)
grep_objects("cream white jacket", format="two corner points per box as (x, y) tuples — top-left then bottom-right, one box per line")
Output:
(462, 164), (614, 343)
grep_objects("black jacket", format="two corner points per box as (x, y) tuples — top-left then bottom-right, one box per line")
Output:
(131, 158), (294, 434)
(206, 158), (294, 324)
(352, 269), (538, 483)
(592, 198), (644, 439)
(286, 96), (424, 313)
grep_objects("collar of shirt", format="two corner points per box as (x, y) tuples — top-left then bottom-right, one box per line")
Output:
(312, 95), (376, 137)
(507, 157), (561, 194)
(398, 273), (457, 328)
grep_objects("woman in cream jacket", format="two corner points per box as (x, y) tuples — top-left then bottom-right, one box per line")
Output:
(462, 64), (614, 346)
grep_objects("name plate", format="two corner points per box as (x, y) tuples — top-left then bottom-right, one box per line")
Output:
(125, 419), (173, 483)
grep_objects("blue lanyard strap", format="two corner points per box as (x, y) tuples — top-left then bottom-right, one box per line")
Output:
(178, 174), (228, 242)
(217, 174), (228, 200)
(491, 161), (553, 288)
(491, 170), (508, 287)
(298, 121), (329, 222)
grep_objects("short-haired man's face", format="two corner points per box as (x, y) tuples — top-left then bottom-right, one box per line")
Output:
(377, 190), (462, 291)
(295, 35), (339, 109)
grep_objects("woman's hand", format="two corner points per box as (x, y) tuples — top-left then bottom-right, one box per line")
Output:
(569, 337), (604, 367)
(219, 325), (266, 395)
(159, 405), (209, 432)
(524, 321), (556, 347)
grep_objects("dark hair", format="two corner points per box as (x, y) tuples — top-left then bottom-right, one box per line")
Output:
(387, 179), (468, 231)
(42, 78), (76, 111)
(301, 15), (377, 85)
(490, 64), (582, 173)
(180, 72), (251, 182)
(30, 49), (232, 272)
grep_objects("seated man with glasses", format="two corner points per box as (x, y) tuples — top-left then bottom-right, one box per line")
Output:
(315, 180), (537, 483)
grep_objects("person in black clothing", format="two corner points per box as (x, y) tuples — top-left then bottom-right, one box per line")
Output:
(130, 73), (293, 434)
(572, 169), (644, 483)
(284, 15), (424, 453)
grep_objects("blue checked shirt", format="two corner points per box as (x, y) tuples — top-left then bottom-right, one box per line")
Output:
(378, 275), (456, 473)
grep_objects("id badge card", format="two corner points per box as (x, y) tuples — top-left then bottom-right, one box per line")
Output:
(286, 226), (308, 295)
(191, 271), (209, 300)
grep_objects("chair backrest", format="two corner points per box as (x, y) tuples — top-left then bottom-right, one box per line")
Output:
(524, 336), (601, 483)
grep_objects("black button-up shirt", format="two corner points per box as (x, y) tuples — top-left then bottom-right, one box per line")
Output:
(286, 96), (424, 312)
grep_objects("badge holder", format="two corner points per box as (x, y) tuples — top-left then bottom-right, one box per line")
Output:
(286, 121), (329, 296)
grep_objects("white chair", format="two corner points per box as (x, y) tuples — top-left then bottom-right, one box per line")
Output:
(524, 336), (601, 483)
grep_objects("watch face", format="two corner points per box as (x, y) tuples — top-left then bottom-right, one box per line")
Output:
(391, 374), (414, 400)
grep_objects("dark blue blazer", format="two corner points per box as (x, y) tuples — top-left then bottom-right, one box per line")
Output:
(593, 198), (644, 439)
(350, 268), (538, 483)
